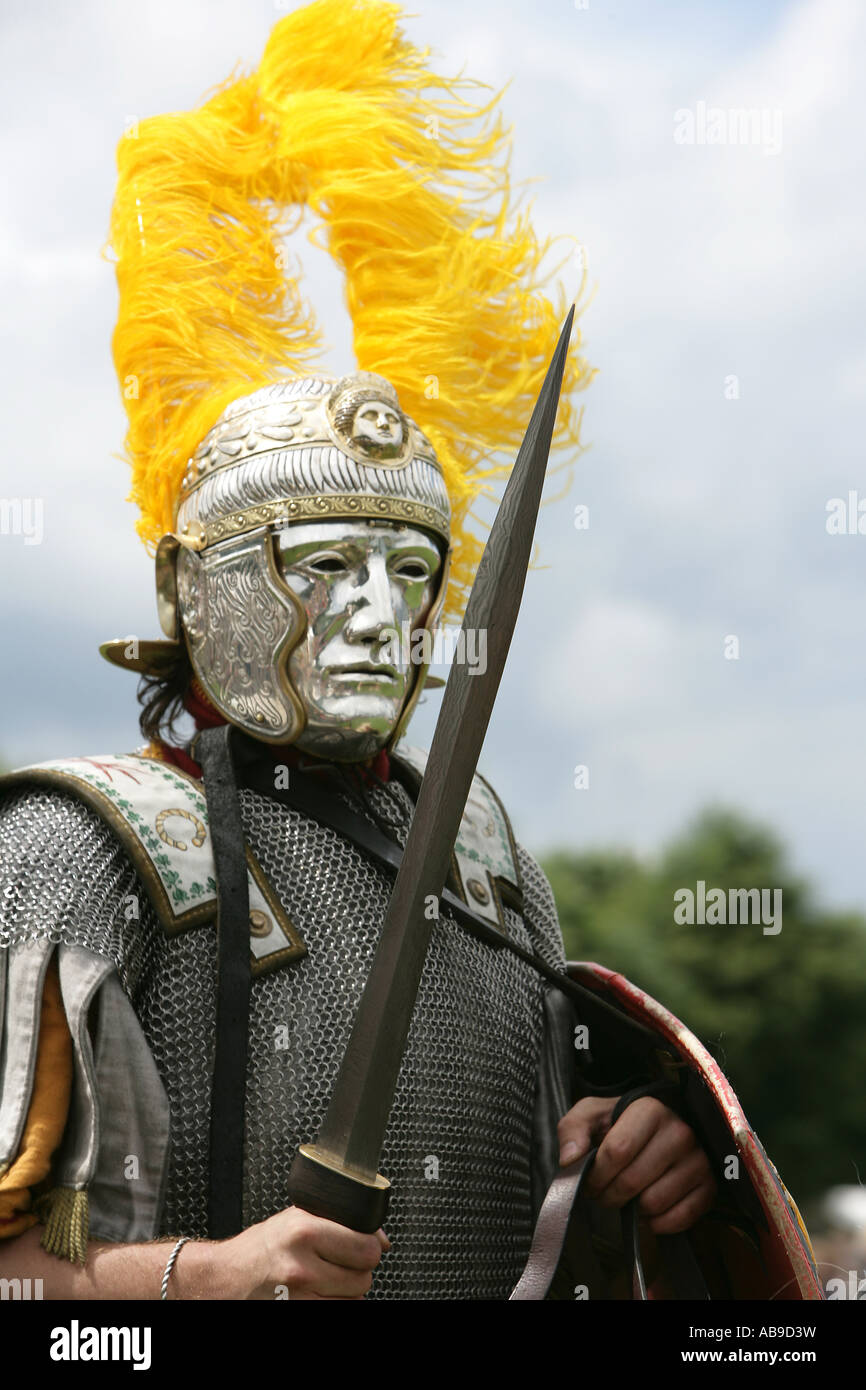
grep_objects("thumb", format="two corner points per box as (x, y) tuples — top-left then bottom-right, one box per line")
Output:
(558, 1096), (617, 1166)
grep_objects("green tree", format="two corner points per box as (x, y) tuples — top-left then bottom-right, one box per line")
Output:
(542, 809), (866, 1204)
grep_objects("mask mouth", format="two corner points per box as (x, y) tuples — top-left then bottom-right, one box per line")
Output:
(327, 661), (401, 682)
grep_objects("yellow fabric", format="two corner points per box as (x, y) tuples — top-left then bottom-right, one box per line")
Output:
(109, 0), (593, 623)
(0, 958), (73, 1239)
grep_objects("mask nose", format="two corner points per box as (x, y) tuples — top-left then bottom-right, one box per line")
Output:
(344, 553), (396, 643)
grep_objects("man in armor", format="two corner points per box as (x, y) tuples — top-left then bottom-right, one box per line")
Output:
(0, 0), (819, 1300)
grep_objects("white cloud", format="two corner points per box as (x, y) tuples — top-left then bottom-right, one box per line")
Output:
(538, 596), (688, 720)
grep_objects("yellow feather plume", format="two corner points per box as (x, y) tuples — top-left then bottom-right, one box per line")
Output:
(109, 0), (592, 620)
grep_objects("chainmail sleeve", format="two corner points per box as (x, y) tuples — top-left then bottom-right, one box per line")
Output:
(0, 785), (154, 995)
(0, 785), (171, 1250)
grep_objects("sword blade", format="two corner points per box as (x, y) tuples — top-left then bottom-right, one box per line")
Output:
(310, 306), (575, 1180)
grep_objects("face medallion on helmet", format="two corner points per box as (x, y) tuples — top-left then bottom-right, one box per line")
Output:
(327, 378), (411, 467)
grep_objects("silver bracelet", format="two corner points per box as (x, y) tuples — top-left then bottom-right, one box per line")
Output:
(160, 1236), (191, 1301)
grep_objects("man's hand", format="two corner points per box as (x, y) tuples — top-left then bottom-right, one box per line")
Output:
(224, 1208), (389, 1300)
(557, 1095), (717, 1235)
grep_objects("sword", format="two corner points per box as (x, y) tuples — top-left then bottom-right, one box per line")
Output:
(287, 307), (576, 1232)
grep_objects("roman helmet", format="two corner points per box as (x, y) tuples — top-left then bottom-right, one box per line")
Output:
(156, 370), (453, 755)
(99, 0), (590, 757)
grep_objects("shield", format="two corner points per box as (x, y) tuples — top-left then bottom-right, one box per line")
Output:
(532, 962), (824, 1301)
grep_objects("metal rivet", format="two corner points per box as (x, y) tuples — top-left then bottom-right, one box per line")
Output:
(467, 878), (490, 905)
(249, 909), (272, 938)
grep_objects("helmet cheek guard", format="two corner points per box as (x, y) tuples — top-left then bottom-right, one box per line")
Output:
(175, 528), (308, 744)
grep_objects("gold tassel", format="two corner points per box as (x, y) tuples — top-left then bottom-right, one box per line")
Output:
(36, 1186), (90, 1265)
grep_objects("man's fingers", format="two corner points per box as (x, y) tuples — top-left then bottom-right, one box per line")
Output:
(299, 1216), (386, 1272)
(556, 1095), (717, 1238)
(585, 1099), (672, 1196)
(646, 1180), (717, 1236)
(637, 1149), (716, 1221)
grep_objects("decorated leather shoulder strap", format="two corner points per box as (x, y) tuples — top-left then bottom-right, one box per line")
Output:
(393, 742), (523, 930)
(0, 753), (304, 978)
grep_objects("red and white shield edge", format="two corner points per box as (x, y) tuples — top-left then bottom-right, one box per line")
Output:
(568, 961), (824, 1301)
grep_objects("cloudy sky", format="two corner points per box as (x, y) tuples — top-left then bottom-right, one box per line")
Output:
(1, 0), (864, 912)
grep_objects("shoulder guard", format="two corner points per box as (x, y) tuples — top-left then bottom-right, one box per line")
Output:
(392, 742), (523, 932)
(0, 754), (305, 978)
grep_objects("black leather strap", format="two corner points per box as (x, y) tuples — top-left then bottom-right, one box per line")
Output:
(197, 725), (251, 1240)
(611, 1078), (687, 1126)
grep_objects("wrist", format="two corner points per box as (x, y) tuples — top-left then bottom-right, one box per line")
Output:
(165, 1237), (232, 1300)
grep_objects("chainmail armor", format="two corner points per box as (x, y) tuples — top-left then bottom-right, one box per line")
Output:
(0, 772), (566, 1300)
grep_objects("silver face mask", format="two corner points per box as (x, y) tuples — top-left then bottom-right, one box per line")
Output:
(278, 520), (443, 761)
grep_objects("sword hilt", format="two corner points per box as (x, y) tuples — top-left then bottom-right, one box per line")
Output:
(288, 1144), (391, 1234)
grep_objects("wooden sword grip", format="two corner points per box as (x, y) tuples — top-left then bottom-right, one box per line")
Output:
(287, 1145), (391, 1233)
